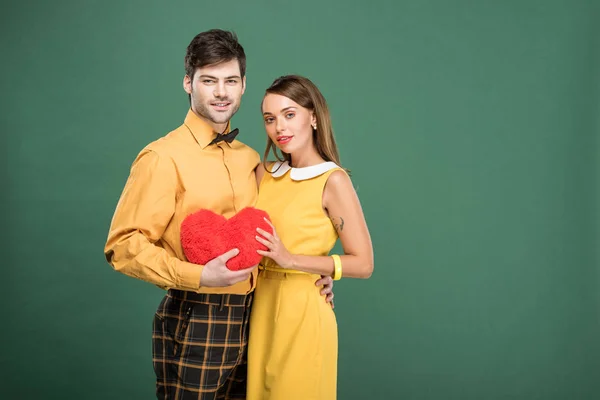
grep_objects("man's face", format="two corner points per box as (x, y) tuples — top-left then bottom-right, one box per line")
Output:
(183, 59), (246, 130)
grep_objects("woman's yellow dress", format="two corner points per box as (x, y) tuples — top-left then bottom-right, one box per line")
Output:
(247, 160), (342, 400)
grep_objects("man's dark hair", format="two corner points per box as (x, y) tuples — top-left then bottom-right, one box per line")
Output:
(185, 29), (246, 80)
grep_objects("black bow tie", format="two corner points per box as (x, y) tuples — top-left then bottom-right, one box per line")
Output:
(209, 128), (239, 145)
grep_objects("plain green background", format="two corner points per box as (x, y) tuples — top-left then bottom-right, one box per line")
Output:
(2, 0), (598, 399)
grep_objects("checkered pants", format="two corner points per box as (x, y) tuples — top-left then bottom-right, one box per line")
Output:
(152, 289), (253, 400)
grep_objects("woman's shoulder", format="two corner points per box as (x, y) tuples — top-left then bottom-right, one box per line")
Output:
(256, 160), (285, 187)
(324, 168), (352, 190)
(322, 167), (358, 211)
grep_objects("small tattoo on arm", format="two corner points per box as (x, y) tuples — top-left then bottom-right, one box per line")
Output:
(330, 216), (344, 232)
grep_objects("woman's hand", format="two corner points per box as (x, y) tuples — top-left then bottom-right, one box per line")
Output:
(256, 218), (295, 269)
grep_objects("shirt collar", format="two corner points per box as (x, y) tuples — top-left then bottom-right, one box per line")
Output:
(271, 161), (339, 181)
(183, 108), (233, 149)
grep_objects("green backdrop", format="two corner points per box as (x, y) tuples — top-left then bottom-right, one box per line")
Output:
(2, 0), (598, 399)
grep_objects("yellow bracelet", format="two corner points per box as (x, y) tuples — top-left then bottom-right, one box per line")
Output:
(331, 254), (342, 281)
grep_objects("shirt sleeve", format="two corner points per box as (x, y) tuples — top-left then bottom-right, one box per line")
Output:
(103, 149), (203, 290)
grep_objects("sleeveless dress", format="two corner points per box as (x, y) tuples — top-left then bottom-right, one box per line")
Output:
(247, 160), (343, 400)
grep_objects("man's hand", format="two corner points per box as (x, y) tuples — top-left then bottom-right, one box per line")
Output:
(316, 275), (334, 309)
(200, 249), (257, 287)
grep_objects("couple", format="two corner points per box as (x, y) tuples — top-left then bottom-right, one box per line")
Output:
(104, 29), (374, 400)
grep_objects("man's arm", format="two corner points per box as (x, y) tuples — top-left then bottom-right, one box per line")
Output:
(104, 149), (203, 290)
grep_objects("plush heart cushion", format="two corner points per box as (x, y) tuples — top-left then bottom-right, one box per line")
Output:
(180, 207), (272, 271)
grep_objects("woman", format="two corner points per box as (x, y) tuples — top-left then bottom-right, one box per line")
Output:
(247, 75), (374, 399)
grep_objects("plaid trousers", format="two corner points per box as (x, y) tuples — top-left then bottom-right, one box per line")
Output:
(152, 289), (253, 400)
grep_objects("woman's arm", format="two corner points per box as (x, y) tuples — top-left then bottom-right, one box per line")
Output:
(256, 170), (374, 279)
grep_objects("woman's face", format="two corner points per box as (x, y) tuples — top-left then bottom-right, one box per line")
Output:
(262, 93), (316, 155)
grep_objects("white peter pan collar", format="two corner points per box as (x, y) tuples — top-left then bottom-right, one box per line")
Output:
(271, 161), (339, 181)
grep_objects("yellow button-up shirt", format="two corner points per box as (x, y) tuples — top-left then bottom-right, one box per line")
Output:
(104, 109), (260, 294)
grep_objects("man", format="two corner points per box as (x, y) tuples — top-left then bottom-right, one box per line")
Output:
(104, 29), (333, 399)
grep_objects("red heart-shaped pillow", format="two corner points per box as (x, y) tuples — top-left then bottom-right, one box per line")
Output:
(180, 207), (272, 271)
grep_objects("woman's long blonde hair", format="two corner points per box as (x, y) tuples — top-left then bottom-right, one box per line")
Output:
(261, 75), (345, 173)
